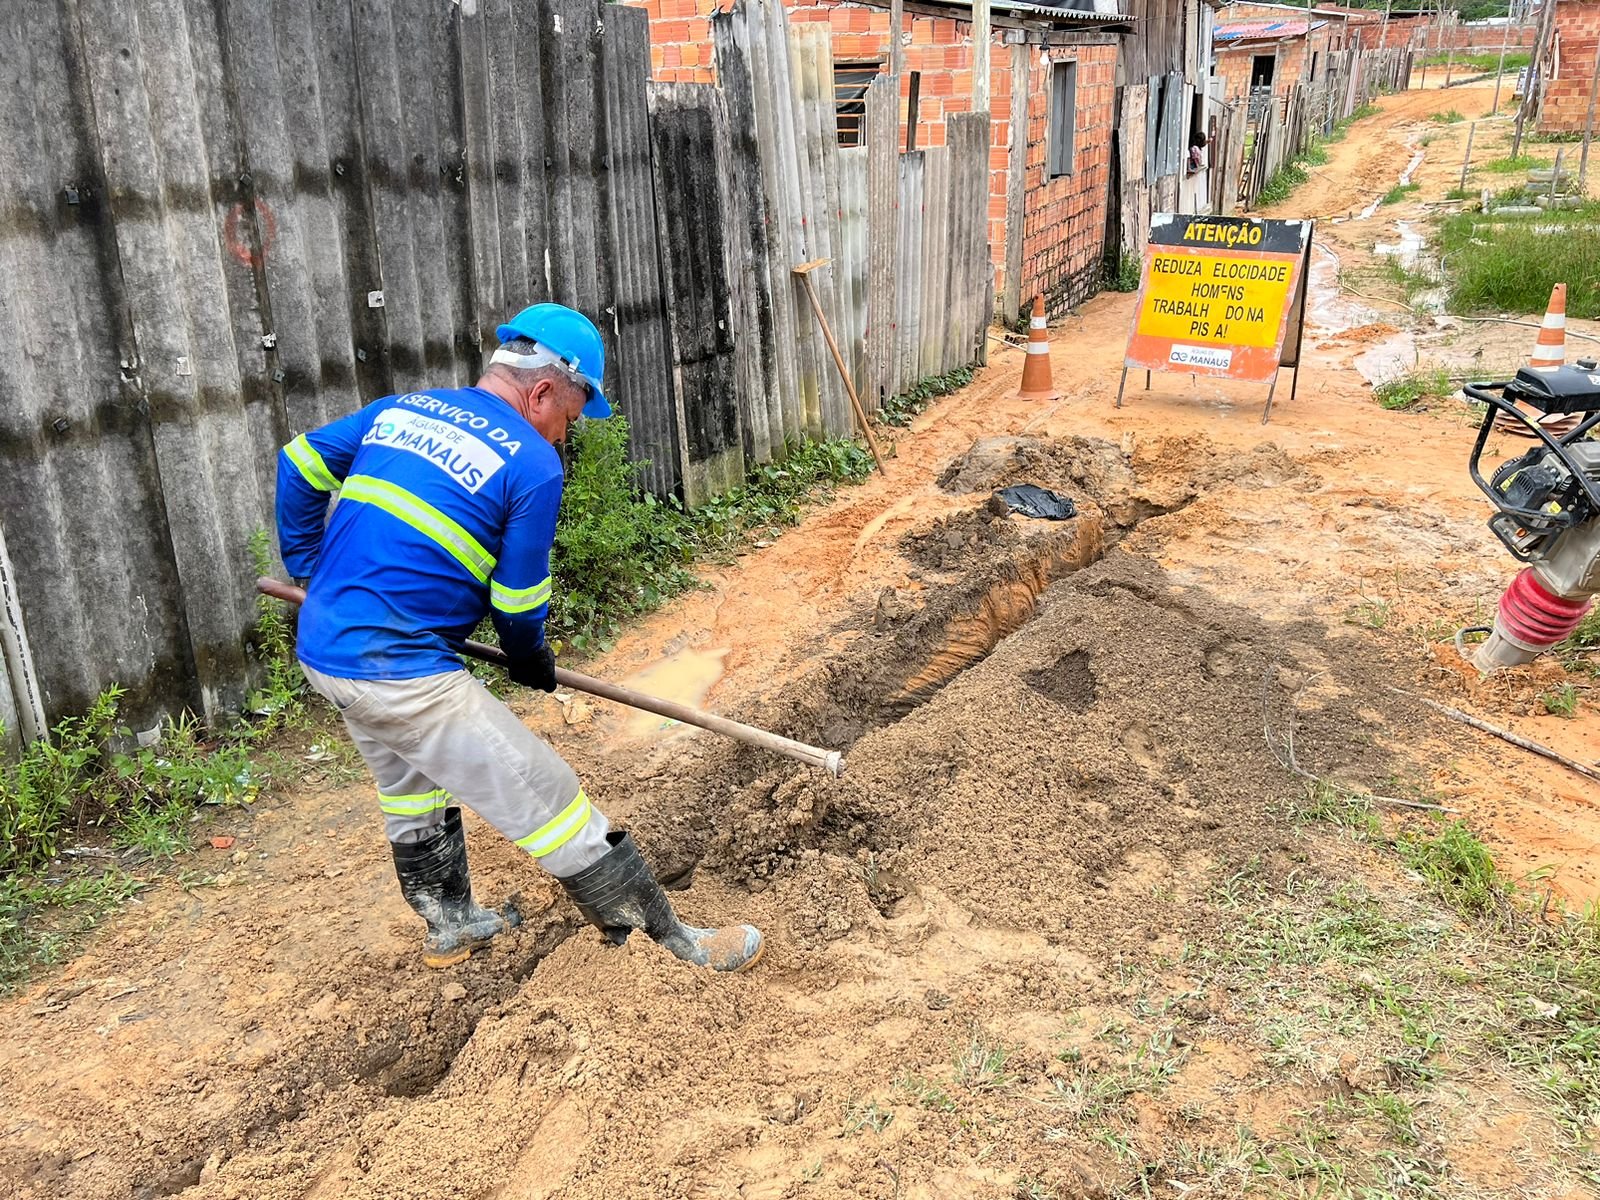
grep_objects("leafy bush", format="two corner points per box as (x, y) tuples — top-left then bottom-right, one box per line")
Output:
(1104, 251), (1142, 293)
(549, 413), (875, 650)
(548, 415), (699, 652)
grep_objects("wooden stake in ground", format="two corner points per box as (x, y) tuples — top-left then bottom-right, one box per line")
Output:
(793, 259), (888, 474)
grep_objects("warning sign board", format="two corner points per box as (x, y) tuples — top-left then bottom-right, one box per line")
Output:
(1123, 214), (1313, 385)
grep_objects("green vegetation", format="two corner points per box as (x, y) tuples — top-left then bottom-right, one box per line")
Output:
(1257, 159), (1312, 207)
(1439, 205), (1600, 319)
(1103, 250), (1141, 294)
(0, 686), (268, 989)
(1428, 108), (1465, 125)
(1480, 153), (1541, 174)
(550, 414), (874, 650)
(879, 364), (976, 427)
(1373, 368), (1452, 410)
(1540, 683), (1581, 718)
(1255, 126), (1343, 207)
(1419, 50), (1530, 73)
(1380, 182), (1421, 206)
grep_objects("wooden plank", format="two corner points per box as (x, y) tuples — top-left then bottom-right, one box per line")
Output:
(647, 83), (746, 506)
(839, 148), (870, 398)
(711, 3), (778, 465)
(1003, 43), (1027, 325)
(897, 151), (924, 396)
(777, 6), (825, 439)
(737, 0), (805, 448)
(601, 4), (679, 493)
(919, 145), (950, 380)
(864, 75), (898, 412)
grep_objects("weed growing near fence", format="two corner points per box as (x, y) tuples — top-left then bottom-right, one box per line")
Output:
(1336, 103), (1381, 135)
(1480, 154), (1541, 174)
(879, 365), (976, 427)
(550, 414), (874, 650)
(1103, 251), (1141, 294)
(1439, 205), (1600, 319)
(0, 686), (270, 990)
(1254, 129), (1339, 208)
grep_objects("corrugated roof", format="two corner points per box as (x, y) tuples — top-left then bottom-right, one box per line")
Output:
(893, 0), (1137, 25)
(1214, 17), (1324, 41)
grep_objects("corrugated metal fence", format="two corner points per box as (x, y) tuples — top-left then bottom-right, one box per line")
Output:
(0, 0), (990, 742)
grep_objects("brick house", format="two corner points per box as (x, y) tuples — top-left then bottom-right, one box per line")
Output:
(1537, 0), (1600, 134)
(1213, 6), (1334, 107)
(629, 0), (1132, 320)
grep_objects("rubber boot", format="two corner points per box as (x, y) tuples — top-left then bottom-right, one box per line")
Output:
(558, 831), (764, 973)
(391, 808), (521, 969)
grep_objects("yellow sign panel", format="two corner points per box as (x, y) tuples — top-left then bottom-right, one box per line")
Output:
(1123, 215), (1313, 387)
(1135, 252), (1296, 349)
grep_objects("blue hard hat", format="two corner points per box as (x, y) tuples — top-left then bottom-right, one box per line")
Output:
(495, 303), (612, 419)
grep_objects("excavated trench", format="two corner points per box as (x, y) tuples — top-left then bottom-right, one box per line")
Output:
(98, 432), (1321, 1200)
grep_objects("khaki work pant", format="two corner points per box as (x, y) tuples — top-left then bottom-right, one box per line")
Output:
(301, 664), (611, 878)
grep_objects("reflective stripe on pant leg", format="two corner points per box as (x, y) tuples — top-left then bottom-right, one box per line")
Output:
(301, 664), (451, 844)
(352, 669), (613, 877)
(514, 788), (593, 859)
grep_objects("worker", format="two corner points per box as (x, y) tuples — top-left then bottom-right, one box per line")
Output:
(274, 303), (763, 974)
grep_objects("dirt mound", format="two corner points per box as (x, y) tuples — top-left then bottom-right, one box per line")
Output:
(159, 548), (1442, 1200)
(899, 496), (1021, 570)
(937, 434), (1315, 528)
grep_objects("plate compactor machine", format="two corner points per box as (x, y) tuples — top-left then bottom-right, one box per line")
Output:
(1467, 361), (1600, 672)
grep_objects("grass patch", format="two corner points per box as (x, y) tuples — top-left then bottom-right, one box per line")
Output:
(1380, 182), (1421, 206)
(1480, 154), (1541, 175)
(1397, 820), (1508, 915)
(1428, 109), (1465, 125)
(1439, 206), (1600, 319)
(0, 870), (144, 992)
(1420, 50), (1531, 73)
(1373, 368), (1452, 411)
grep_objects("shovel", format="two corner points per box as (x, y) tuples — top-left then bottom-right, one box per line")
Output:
(256, 578), (844, 777)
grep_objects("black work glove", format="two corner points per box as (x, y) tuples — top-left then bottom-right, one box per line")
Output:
(508, 644), (557, 692)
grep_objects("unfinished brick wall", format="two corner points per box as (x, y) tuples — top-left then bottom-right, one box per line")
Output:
(1372, 17), (1537, 51)
(1215, 45), (1263, 102)
(1017, 44), (1118, 314)
(1540, 1), (1600, 133)
(626, 0), (1120, 329)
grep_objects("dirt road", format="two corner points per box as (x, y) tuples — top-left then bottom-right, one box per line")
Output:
(7, 89), (1600, 1199)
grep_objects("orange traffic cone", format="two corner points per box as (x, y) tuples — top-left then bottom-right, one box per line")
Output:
(1529, 283), (1567, 372)
(1016, 295), (1060, 402)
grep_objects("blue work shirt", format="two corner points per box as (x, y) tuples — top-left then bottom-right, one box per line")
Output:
(275, 386), (560, 680)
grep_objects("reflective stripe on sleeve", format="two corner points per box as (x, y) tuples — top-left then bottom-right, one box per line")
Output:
(490, 576), (553, 615)
(515, 789), (592, 858)
(285, 435), (341, 492)
(338, 475), (498, 583)
(378, 787), (450, 816)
